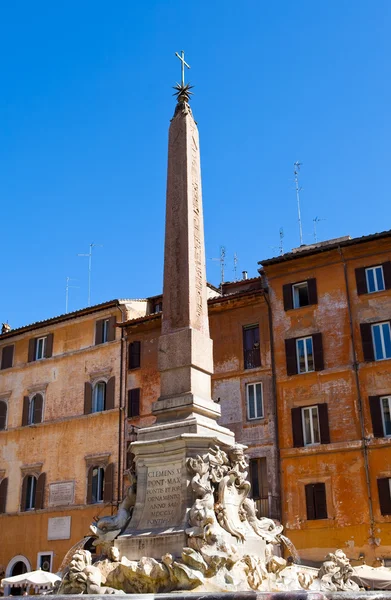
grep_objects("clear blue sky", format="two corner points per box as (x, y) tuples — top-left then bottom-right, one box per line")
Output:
(1, 1), (390, 328)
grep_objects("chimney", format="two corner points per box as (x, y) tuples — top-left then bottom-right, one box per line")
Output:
(1, 323), (11, 334)
(242, 271), (248, 280)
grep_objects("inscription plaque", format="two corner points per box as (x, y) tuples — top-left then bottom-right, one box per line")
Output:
(48, 516), (71, 540)
(49, 481), (74, 506)
(139, 461), (183, 529)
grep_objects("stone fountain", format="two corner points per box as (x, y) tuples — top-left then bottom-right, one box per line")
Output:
(53, 58), (366, 597)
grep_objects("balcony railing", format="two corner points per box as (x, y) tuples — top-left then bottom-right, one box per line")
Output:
(244, 348), (261, 369)
(253, 494), (280, 521)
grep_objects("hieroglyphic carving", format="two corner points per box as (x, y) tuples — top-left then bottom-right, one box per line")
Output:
(190, 125), (204, 324)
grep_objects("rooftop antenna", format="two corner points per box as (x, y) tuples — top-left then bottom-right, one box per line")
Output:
(233, 252), (239, 281)
(65, 277), (79, 314)
(209, 246), (226, 292)
(77, 243), (103, 307)
(294, 161), (304, 246)
(279, 227), (284, 255)
(313, 217), (326, 243)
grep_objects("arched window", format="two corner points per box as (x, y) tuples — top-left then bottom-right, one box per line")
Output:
(21, 473), (46, 511)
(25, 393), (43, 425)
(92, 381), (106, 413)
(0, 400), (7, 430)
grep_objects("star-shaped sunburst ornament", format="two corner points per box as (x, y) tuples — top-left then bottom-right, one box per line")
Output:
(173, 82), (194, 103)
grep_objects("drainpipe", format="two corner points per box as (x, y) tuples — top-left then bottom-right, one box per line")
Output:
(263, 284), (282, 523)
(338, 246), (375, 546)
(116, 304), (126, 508)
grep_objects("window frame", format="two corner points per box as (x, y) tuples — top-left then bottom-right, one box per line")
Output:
(371, 322), (391, 361)
(242, 324), (261, 370)
(91, 466), (105, 504)
(35, 337), (47, 361)
(292, 281), (310, 309)
(25, 475), (37, 511)
(102, 319), (110, 343)
(0, 399), (8, 431)
(37, 552), (54, 572)
(92, 381), (106, 413)
(302, 405), (320, 446)
(381, 396), (391, 438)
(305, 482), (328, 520)
(296, 336), (315, 373)
(366, 265), (385, 293)
(246, 382), (264, 421)
(1, 344), (14, 370)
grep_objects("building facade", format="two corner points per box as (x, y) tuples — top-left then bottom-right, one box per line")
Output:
(260, 230), (391, 564)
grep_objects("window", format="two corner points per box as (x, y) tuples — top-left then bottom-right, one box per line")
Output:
(305, 482), (327, 520)
(356, 262), (391, 295)
(95, 317), (115, 345)
(291, 404), (330, 447)
(302, 406), (320, 445)
(283, 278), (317, 310)
(28, 334), (53, 362)
(93, 381), (106, 413)
(372, 323), (391, 361)
(129, 341), (141, 369)
(22, 394), (43, 426)
(0, 400), (7, 430)
(91, 467), (105, 503)
(296, 336), (314, 373)
(21, 474), (47, 511)
(37, 553), (53, 572)
(246, 382), (263, 420)
(87, 463), (114, 504)
(249, 458), (269, 518)
(285, 333), (324, 376)
(128, 388), (141, 418)
(243, 325), (261, 369)
(1, 345), (14, 370)
(152, 302), (162, 314)
(366, 266), (385, 293)
(0, 477), (8, 513)
(378, 478), (391, 515)
(369, 395), (391, 438)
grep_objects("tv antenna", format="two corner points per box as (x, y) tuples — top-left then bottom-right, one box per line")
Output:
(77, 243), (103, 307)
(233, 252), (239, 281)
(65, 277), (79, 314)
(209, 246), (226, 292)
(294, 161), (304, 246)
(313, 217), (325, 243)
(279, 227), (284, 255)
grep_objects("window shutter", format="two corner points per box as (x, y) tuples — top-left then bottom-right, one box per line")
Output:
(312, 333), (325, 371)
(129, 341), (141, 369)
(318, 403), (330, 444)
(291, 407), (304, 447)
(1, 345), (14, 369)
(22, 396), (30, 426)
(21, 475), (28, 511)
(285, 338), (297, 376)
(369, 396), (384, 438)
(35, 472), (46, 509)
(360, 323), (375, 362)
(95, 320), (104, 345)
(104, 463), (114, 503)
(108, 316), (116, 342)
(314, 483), (327, 519)
(45, 333), (53, 358)
(378, 478), (391, 515)
(307, 278), (318, 305)
(0, 477), (8, 513)
(128, 388), (140, 418)
(355, 267), (368, 295)
(87, 466), (94, 504)
(106, 377), (115, 410)
(305, 484), (315, 520)
(33, 394), (43, 424)
(282, 284), (293, 311)
(0, 401), (7, 430)
(84, 382), (93, 415)
(28, 338), (36, 362)
(383, 261), (391, 290)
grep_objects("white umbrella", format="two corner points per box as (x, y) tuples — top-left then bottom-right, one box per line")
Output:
(1, 569), (61, 590)
(352, 565), (391, 590)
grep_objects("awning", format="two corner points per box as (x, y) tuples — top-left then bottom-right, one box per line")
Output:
(1, 569), (61, 590)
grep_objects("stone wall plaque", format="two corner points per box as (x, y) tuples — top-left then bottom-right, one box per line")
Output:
(138, 461), (183, 529)
(48, 516), (71, 540)
(49, 481), (74, 506)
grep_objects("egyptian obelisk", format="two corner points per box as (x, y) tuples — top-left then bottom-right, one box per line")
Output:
(116, 53), (234, 560)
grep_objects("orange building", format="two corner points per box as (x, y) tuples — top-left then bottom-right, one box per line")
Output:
(0, 299), (145, 584)
(122, 278), (281, 520)
(260, 230), (391, 565)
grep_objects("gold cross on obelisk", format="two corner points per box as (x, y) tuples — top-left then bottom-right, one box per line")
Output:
(175, 50), (190, 86)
